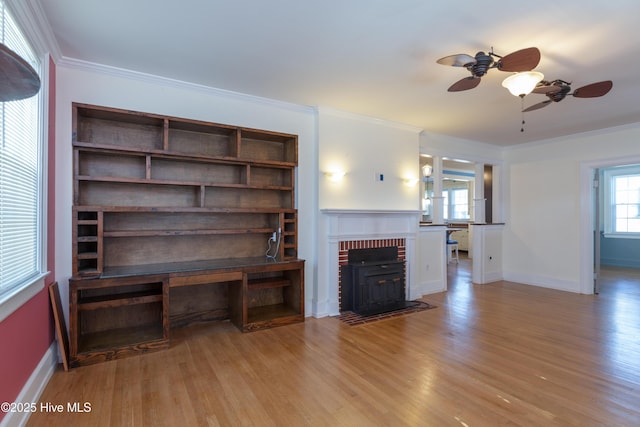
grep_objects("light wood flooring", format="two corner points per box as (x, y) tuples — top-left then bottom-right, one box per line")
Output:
(28, 256), (640, 426)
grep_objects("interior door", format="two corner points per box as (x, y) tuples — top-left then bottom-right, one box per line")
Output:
(593, 168), (601, 294)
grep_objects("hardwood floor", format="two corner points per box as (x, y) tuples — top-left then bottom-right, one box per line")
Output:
(28, 257), (640, 426)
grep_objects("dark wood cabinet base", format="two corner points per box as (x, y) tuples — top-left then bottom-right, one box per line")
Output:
(69, 259), (304, 368)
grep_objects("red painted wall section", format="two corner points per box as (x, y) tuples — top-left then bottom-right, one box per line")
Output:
(0, 289), (53, 405)
(47, 56), (57, 296)
(0, 56), (56, 422)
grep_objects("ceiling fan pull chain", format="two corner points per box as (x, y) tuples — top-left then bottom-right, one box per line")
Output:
(521, 97), (526, 132)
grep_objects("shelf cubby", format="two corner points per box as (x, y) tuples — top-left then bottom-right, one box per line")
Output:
(242, 264), (304, 332)
(239, 129), (297, 164)
(248, 165), (293, 187)
(151, 157), (247, 186)
(69, 276), (169, 366)
(78, 150), (147, 180)
(203, 187), (293, 209)
(78, 181), (201, 208)
(168, 120), (237, 157)
(104, 210), (277, 232)
(75, 104), (164, 151)
(77, 324), (166, 355)
(73, 209), (102, 277)
(103, 234), (270, 268)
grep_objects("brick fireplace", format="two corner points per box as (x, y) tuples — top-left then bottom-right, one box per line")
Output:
(316, 209), (421, 317)
(338, 238), (406, 311)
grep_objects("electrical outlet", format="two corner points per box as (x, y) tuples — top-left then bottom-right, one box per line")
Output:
(271, 232), (277, 242)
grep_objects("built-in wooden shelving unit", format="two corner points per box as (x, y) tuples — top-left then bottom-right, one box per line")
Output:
(69, 103), (304, 367)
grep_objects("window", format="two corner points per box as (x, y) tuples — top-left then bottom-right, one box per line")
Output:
(451, 188), (469, 220)
(603, 165), (640, 238)
(0, 1), (45, 308)
(443, 187), (470, 220)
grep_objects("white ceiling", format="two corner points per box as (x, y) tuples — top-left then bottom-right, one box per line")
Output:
(37, 0), (640, 146)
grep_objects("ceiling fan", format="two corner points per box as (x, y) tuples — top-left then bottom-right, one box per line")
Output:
(522, 79), (613, 112)
(436, 47), (541, 92)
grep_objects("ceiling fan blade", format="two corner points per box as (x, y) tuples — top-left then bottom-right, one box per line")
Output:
(522, 100), (552, 112)
(532, 84), (561, 95)
(498, 47), (541, 72)
(573, 80), (613, 98)
(447, 76), (481, 92)
(437, 54), (476, 67)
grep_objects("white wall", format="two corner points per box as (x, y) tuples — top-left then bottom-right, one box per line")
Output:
(54, 62), (318, 319)
(503, 124), (640, 293)
(318, 107), (422, 210)
(420, 131), (504, 164)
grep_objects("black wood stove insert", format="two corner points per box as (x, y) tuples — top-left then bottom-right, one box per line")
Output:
(340, 246), (407, 316)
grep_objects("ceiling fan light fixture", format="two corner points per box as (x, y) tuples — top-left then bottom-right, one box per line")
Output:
(502, 71), (544, 98)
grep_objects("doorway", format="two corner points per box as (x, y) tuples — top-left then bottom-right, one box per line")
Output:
(596, 164), (640, 293)
(580, 157), (640, 294)
(420, 155), (499, 288)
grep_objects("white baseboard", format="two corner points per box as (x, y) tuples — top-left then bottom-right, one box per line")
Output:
(502, 271), (580, 293)
(311, 298), (333, 318)
(1, 343), (57, 427)
(411, 279), (446, 299)
(482, 271), (504, 284)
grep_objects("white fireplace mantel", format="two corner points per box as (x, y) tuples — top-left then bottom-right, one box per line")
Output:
(315, 209), (422, 317)
(321, 209), (421, 239)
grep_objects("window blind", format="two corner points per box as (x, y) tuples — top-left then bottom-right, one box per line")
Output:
(0, 1), (42, 297)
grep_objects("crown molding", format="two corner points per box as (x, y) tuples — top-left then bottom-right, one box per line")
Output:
(6, 0), (62, 60)
(501, 121), (640, 152)
(316, 106), (424, 134)
(56, 55), (316, 116)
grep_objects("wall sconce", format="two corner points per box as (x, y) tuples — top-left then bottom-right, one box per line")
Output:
(502, 71), (544, 98)
(403, 178), (419, 187)
(422, 164), (433, 177)
(324, 170), (346, 182)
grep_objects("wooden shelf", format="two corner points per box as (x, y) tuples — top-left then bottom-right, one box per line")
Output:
(73, 141), (297, 168)
(70, 103), (302, 367)
(78, 291), (163, 311)
(246, 304), (303, 331)
(103, 228), (275, 238)
(77, 324), (166, 354)
(77, 252), (98, 259)
(77, 175), (293, 191)
(76, 268), (100, 276)
(248, 278), (291, 290)
(76, 205), (297, 214)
